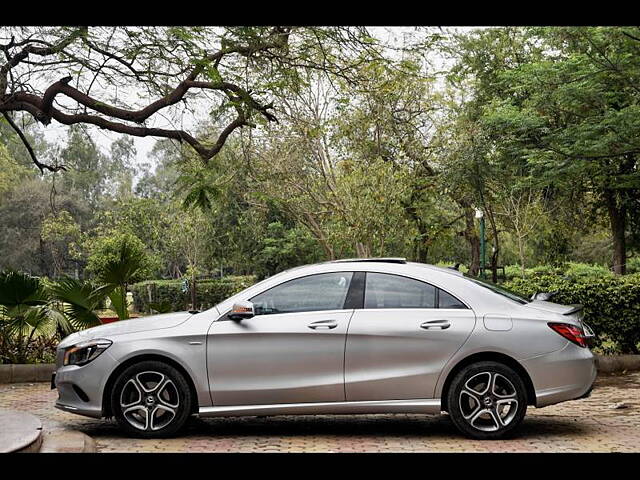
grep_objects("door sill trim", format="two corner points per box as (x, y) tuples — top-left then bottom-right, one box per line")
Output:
(199, 398), (441, 417)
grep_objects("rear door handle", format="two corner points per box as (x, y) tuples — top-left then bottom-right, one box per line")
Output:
(308, 320), (338, 330)
(420, 320), (451, 330)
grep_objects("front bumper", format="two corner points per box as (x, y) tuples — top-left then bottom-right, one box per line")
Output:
(522, 342), (598, 408)
(53, 349), (114, 419)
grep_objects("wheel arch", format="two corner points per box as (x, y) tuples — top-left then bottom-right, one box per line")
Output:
(439, 351), (537, 411)
(101, 353), (199, 418)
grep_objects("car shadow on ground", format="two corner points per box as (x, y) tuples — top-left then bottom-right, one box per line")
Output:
(70, 413), (594, 442)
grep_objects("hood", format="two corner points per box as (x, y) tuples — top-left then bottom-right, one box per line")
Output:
(524, 300), (583, 317)
(58, 311), (194, 348)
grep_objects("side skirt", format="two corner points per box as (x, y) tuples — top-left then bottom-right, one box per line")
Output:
(198, 398), (441, 417)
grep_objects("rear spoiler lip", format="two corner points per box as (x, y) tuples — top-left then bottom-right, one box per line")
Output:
(563, 304), (583, 315)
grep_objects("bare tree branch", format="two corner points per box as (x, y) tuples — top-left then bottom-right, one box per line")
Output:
(0, 26), (381, 171)
(1, 111), (65, 172)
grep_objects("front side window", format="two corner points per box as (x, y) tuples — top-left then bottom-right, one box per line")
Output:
(251, 272), (353, 315)
(365, 273), (436, 309)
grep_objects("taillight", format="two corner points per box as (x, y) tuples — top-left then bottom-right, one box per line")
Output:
(548, 322), (587, 348)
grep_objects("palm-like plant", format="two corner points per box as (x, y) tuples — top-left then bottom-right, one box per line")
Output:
(0, 271), (68, 364)
(48, 278), (110, 331)
(98, 241), (149, 320)
(1, 239), (149, 363)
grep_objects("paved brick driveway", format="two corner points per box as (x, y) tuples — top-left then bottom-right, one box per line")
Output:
(1, 372), (638, 452)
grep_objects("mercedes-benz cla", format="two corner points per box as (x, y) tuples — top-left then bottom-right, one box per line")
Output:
(53, 259), (597, 439)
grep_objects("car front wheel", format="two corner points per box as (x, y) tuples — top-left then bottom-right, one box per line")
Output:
(111, 360), (192, 438)
(447, 361), (527, 440)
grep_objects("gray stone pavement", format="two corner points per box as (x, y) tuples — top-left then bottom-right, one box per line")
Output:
(0, 372), (638, 452)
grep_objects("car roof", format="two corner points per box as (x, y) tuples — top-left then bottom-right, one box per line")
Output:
(324, 257), (464, 277)
(329, 257), (408, 264)
(213, 259), (520, 316)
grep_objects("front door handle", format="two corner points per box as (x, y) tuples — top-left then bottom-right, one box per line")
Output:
(308, 320), (338, 330)
(420, 320), (451, 330)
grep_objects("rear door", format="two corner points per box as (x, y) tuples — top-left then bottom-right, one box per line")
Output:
(344, 272), (476, 401)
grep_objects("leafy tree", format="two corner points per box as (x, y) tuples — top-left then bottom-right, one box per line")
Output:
(168, 208), (215, 309)
(0, 141), (33, 197)
(41, 210), (83, 278)
(451, 27), (640, 274)
(106, 137), (136, 198)
(496, 185), (548, 277)
(58, 126), (110, 208)
(255, 222), (322, 279)
(85, 233), (156, 319)
(331, 59), (446, 261)
(135, 139), (181, 199)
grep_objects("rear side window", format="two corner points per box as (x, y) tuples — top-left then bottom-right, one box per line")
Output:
(365, 273), (436, 309)
(438, 289), (467, 309)
(465, 276), (528, 305)
(250, 272), (353, 315)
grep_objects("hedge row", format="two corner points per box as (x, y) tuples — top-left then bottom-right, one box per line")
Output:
(504, 274), (640, 354)
(130, 276), (256, 313)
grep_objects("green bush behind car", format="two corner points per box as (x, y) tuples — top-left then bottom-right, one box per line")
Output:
(505, 273), (640, 355)
(130, 276), (256, 314)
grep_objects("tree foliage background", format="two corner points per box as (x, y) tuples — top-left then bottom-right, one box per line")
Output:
(1, 26), (639, 283)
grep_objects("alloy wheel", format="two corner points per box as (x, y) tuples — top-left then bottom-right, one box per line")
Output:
(458, 371), (519, 432)
(119, 370), (180, 431)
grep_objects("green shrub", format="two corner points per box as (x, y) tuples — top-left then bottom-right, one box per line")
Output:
(504, 274), (640, 354)
(627, 257), (640, 274)
(130, 276), (256, 313)
(86, 232), (158, 284)
(563, 262), (612, 280)
(504, 262), (612, 281)
(434, 262), (469, 274)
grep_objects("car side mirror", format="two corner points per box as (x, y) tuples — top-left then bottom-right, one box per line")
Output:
(228, 301), (255, 321)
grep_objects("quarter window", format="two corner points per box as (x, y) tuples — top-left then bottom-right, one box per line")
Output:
(365, 273), (436, 309)
(438, 289), (467, 309)
(251, 272), (353, 315)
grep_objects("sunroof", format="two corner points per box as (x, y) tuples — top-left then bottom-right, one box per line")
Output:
(331, 257), (407, 264)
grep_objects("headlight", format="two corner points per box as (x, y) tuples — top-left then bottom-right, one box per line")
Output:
(63, 339), (112, 366)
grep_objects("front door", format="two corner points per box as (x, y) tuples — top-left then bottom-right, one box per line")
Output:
(208, 272), (355, 406)
(345, 272), (476, 401)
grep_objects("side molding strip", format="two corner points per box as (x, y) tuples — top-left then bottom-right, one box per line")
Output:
(199, 398), (441, 417)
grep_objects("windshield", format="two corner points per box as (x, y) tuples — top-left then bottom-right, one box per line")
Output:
(464, 276), (529, 305)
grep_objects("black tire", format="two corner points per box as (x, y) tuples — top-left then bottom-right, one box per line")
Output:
(111, 360), (193, 438)
(447, 361), (527, 440)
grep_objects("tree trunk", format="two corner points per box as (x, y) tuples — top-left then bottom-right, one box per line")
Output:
(402, 200), (429, 263)
(517, 235), (526, 278)
(415, 242), (429, 264)
(486, 206), (500, 283)
(302, 212), (335, 260)
(190, 272), (197, 310)
(605, 188), (626, 275)
(461, 206), (480, 276)
(39, 237), (50, 277)
(355, 242), (371, 258)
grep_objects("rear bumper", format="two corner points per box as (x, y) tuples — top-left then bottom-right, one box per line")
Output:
(521, 342), (597, 408)
(578, 382), (595, 400)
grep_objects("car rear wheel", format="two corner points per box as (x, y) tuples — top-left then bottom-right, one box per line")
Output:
(111, 360), (192, 438)
(447, 361), (527, 440)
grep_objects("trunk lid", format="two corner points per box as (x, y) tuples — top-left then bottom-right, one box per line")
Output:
(524, 300), (584, 317)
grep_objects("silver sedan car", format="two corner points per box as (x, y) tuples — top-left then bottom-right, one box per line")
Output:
(53, 258), (597, 439)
